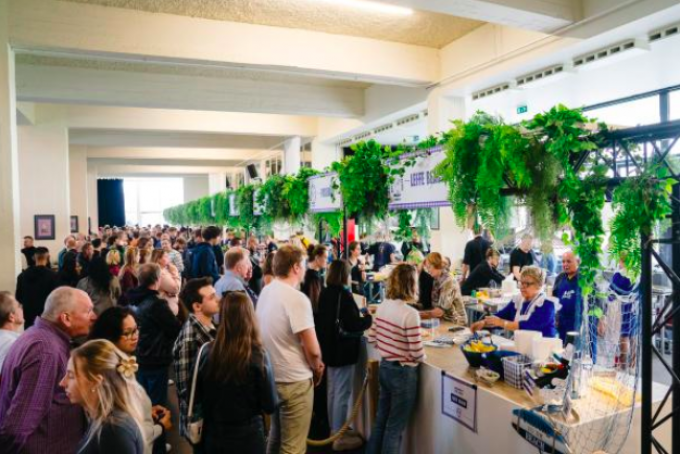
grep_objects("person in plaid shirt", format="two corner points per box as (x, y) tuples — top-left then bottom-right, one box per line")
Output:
(172, 278), (218, 450)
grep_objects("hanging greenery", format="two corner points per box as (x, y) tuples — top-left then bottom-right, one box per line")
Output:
(395, 210), (413, 241)
(235, 185), (256, 230)
(284, 167), (321, 223)
(313, 211), (344, 237)
(610, 168), (675, 280)
(257, 175), (292, 225)
(331, 139), (413, 223)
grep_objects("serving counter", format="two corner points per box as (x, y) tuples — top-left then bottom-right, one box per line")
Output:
(354, 321), (671, 454)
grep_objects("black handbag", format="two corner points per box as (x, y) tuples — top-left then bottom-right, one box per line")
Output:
(335, 291), (364, 339)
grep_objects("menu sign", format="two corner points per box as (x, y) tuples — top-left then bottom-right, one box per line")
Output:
(441, 372), (477, 433)
(229, 193), (239, 217)
(389, 147), (450, 210)
(308, 173), (342, 213)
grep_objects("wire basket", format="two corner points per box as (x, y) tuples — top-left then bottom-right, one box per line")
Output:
(502, 354), (533, 389)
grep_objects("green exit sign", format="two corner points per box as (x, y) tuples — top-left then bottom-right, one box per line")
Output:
(517, 105), (528, 114)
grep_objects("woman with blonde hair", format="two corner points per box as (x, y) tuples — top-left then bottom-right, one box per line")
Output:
(367, 264), (423, 454)
(421, 252), (467, 327)
(60, 339), (146, 453)
(119, 247), (140, 294)
(471, 265), (559, 337)
(106, 249), (122, 277)
(150, 249), (181, 316)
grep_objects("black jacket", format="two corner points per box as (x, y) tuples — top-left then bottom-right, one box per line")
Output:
(190, 242), (219, 283)
(15, 265), (60, 328)
(127, 287), (181, 368)
(461, 261), (505, 296)
(198, 347), (278, 428)
(315, 285), (372, 367)
(21, 247), (37, 268)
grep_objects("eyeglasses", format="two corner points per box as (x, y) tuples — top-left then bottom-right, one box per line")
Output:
(121, 327), (139, 339)
(519, 280), (537, 288)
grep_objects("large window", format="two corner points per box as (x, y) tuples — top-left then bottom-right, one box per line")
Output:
(586, 95), (660, 128)
(671, 89), (680, 121)
(124, 178), (184, 226)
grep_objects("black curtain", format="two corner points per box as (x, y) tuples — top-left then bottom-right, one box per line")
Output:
(98, 179), (126, 227)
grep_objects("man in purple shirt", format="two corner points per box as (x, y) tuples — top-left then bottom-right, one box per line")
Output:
(0, 287), (96, 454)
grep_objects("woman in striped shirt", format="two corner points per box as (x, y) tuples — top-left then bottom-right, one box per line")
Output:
(367, 264), (424, 454)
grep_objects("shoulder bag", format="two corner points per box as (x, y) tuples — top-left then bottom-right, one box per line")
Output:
(186, 341), (211, 445)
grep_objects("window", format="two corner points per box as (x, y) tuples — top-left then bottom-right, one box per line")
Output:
(265, 154), (283, 178)
(124, 178), (184, 226)
(671, 89), (680, 121)
(586, 95), (660, 128)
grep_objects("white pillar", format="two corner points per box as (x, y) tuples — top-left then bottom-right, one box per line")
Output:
(208, 172), (226, 195)
(18, 125), (71, 255)
(69, 145), (89, 234)
(311, 138), (339, 171)
(426, 90), (471, 264)
(283, 136), (302, 175)
(0, 4), (21, 291)
(87, 165), (99, 231)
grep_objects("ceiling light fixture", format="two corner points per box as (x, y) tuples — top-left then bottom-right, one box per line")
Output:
(312, 0), (413, 15)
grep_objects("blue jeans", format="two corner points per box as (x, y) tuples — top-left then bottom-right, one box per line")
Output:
(367, 361), (419, 454)
(137, 366), (169, 406)
(327, 365), (354, 433)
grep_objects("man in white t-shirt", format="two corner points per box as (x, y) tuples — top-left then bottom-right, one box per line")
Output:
(256, 245), (324, 454)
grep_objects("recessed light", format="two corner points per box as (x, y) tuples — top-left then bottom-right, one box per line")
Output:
(311, 0), (413, 15)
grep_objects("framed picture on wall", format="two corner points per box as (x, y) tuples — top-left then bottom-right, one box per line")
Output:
(34, 215), (56, 240)
(70, 216), (79, 234)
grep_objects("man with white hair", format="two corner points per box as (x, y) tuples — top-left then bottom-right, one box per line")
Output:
(0, 292), (24, 372)
(0, 287), (95, 454)
(214, 247), (258, 305)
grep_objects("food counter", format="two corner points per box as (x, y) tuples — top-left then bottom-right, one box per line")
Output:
(354, 321), (671, 454)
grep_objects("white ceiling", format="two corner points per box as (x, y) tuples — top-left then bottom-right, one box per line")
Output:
(62, 0), (484, 48)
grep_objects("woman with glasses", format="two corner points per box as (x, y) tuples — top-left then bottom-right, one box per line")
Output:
(89, 307), (172, 454)
(471, 266), (559, 338)
(420, 252), (467, 327)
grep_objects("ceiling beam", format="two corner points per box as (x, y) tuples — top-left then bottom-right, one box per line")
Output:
(9, 0), (438, 87)
(84, 147), (260, 161)
(16, 63), (365, 117)
(96, 164), (240, 176)
(381, 0), (578, 32)
(70, 129), (288, 149)
(37, 104), (318, 137)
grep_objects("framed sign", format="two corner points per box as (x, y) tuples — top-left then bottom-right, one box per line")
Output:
(441, 371), (478, 433)
(70, 216), (79, 233)
(389, 147), (450, 210)
(309, 173), (342, 213)
(229, 193), (239, 217)
(34, 215), (56, 240)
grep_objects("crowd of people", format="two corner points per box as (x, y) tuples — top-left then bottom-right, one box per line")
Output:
(0, 224), (637, 454)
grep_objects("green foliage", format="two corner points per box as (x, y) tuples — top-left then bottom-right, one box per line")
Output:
(313, 212), (344, 237)
(285, 167), (321, 222)
(236, 185), (256, 231)
(395, 210), (413, 241)
(331, 139), (412, 222)
(610, 168), (674, 280)
(257, 175), (291, 224)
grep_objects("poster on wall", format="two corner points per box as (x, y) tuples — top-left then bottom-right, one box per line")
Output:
(253, 188), (264, 216)
(229, 193), (239, 217)
(389, 147), (450, 210)
(70, 216), (79, 234)
(308, 173), (342, 213)
(441, 372), (477, 433)
(34, 215), (56, 240)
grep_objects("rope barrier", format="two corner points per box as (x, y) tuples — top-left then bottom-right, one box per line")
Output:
(306, 366), (372, 447)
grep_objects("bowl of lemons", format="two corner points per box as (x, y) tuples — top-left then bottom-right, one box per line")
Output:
(461, 339), (497, 368)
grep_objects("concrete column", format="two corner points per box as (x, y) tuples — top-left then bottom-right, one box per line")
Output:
(184, 176), (209, 202)
(69, 145), (89, 234)
(426, 90), (470, 264)
(208, 172), (226, 195)
(0, 5), (22, 291)
(311, 138), (339, 171)
(283, 136), (301, 175)
(18, 125), (71, 255)
(87, 165), (99, 231)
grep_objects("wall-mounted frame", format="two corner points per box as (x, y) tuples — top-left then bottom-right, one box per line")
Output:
(70, 216), (79, 234)
(34, 215), (56, 240)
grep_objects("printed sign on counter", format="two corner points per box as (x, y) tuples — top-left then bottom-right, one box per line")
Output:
(441, 372), (477, 433)
(389, 147), (450, 210)
(229, 193), (239, 217)
(309, 173), (342, 213)
(253, 188), (264, 216)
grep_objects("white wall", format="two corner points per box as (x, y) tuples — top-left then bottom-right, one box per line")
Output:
(183, 176), (209, 203)
(87, 165), (99, 230)
(69, 145), (88, 234)
(18, 124), (70, 255)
